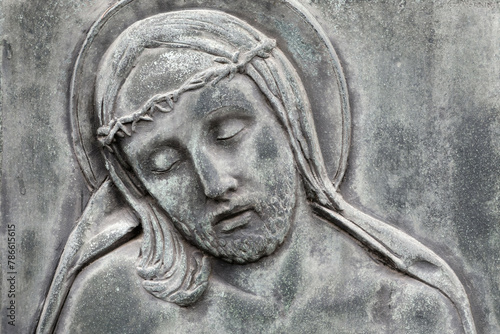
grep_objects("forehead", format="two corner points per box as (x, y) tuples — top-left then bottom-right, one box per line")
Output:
(115, 48), (215, 115)
(123, 74), (271, 136)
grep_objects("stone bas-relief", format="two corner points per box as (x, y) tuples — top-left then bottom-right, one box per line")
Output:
(32, 3), (477, 334)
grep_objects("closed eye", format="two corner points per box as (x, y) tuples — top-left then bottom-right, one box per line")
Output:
(150, 148), (182, 174)
(152, 159), (181, 174)
(215, 118), (246, 141)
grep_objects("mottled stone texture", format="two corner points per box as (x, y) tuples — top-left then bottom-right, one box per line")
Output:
(309, 2), (500, 333)
(1, 1), (499, 333)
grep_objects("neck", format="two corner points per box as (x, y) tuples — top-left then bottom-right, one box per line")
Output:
(210, 191), (315, 302)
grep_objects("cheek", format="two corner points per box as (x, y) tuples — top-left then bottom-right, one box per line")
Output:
(255, 126), (279, 161)
(251, 125), (296, 193)
(139, 166), (205, 222)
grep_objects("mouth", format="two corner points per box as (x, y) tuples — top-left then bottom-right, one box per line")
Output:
(213, 207), (254, 234)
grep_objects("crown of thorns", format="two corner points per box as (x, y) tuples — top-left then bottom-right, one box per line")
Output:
(96, 38), (276, 149)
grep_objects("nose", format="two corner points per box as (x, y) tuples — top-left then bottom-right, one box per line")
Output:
(192, 147), (238, 200)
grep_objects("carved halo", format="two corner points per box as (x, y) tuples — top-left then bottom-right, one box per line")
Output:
(70, 0), (351, 191)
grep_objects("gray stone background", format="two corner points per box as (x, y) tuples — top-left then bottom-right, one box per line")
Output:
(1, 0), (499, 333)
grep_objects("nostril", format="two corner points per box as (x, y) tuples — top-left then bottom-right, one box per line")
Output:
(204, 176), (238, 200)
(224, 177), (238, 194)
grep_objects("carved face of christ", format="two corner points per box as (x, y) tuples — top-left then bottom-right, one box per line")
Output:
(116, 49), (299, 263)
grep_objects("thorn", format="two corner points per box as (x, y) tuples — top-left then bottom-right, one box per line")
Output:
(166, 96), (175, 107)
(140, 115), (154, 121)
(190, 79), (204, 85)
(231, 51), (240, 63)
(118, 123), (132, 136)
(214, 57), (230, 64)
(155, 104), (171, 113)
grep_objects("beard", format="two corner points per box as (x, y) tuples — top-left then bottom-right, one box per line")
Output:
(170, 177), (297, 264)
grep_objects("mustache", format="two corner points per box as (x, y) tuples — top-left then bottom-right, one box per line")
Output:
(204, 198), (259, 226)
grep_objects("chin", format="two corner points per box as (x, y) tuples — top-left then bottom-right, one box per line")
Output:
(194, 221), (291, 264)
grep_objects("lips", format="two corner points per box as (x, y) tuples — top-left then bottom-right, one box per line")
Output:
(213, 207), (253, 233)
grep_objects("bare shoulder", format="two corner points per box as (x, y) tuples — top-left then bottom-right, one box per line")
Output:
(294, 216), (465, 334)
(55, 237), (180, 334)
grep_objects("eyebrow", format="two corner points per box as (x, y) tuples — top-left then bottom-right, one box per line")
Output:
(204, 105), (254, 119)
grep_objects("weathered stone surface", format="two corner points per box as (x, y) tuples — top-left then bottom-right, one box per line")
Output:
(1, 1), (499, 333)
